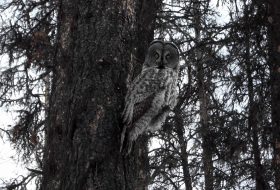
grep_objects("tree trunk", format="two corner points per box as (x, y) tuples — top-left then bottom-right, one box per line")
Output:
(267, 1), (280, 189)
(244, 5), (267, 189)
(193, 1), (214, 189)
(197, 60), (214, 190)
(174, 109), (192, 190)
(41, 0), (159, 189)
(246, 62), (267, 190)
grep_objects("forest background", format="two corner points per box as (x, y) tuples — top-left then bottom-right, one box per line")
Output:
(0, 0), (280, 189)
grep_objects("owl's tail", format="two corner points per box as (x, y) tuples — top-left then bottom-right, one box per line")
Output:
(120, 124), (134, 156)
(120, 124), (127, 153)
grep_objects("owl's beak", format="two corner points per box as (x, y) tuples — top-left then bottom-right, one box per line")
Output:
(158, 55), (165, 69)
(158, 63), (165, 69)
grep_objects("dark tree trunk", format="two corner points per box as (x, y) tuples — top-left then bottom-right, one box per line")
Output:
(198, 61), (214, 190)
(244, 5), (267, 189)
(193, 0), (214, 188)
(247, 63), (267, 190)
(174, 109), (192, 190)
(41, 0), (159, 189)
(267, 1), (280, 189)
(246, 44), (267, 190)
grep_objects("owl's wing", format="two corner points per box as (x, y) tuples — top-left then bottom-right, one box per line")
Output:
(167, 76), (179, 109)
(122, 69), (166, 125)
(131, 94), (155, 124)
(120, 80), (161, 154)
(121, 70), (163, 153)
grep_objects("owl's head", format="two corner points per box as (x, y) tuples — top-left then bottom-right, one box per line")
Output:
(143, 40), (179, 71)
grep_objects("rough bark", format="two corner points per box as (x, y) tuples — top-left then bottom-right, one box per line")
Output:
(41, 0), (159, 189)
(267, 0), (280, 189)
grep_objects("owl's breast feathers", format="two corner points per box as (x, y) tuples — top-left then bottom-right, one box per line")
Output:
(159, 68), (178, 109)
(123, 68), (178, 127)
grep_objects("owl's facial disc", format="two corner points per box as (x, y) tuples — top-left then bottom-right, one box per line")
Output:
(155, 50), (161, 60)
(143, 40), (179, 71)
(156, 50), (166, 69)
(163, 51), (171, 64)
(163, 44), (179, 70)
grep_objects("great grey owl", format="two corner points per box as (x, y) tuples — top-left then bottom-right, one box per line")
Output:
(120, 40), (179, 155)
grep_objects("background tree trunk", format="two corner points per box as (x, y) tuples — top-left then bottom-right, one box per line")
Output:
(41, 0), (159, 189)
(197, 56), (214, 190)
(174, 109), (192, 190)
(244, 5), (267, 189)
(268, 0), (280, 189)
(193, 1), (214, 189)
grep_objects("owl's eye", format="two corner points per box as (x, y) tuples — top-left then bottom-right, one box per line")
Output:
(154, 52), (160, 59)
(165, 53), (171, 60)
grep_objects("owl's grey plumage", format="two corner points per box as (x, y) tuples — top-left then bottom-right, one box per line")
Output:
(121, 40), (179, 155)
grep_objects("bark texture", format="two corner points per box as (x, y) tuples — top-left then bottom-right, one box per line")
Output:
(41, 0), (159, 189)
